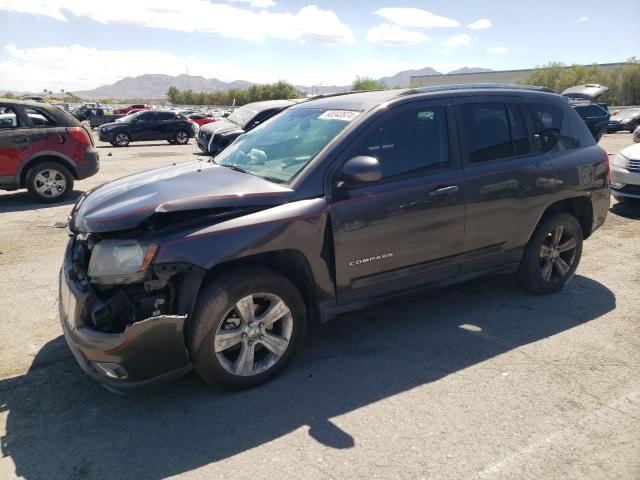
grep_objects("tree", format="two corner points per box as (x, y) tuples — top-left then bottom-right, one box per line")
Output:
(520, 61), (640, 105)
(352, 76), (386, 91)
(166, 81), (301, 106)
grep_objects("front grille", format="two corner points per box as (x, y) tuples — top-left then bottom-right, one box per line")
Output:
(627, 159), (640, 173)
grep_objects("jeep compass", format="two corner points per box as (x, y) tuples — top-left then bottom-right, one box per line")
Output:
(59, 84), (609, 391)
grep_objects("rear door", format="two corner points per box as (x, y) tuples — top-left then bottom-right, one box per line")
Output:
(156, 111), (178, 139)
(132, 111), (159, 140)
(330, 99), (467, 302)
(453, 95), (556, 273)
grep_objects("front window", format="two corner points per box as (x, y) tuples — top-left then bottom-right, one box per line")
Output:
(214, 108), (358, 183)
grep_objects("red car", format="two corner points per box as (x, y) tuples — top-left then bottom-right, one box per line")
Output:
(187, 112), (219, 126)
(113, 103), (151, 115)
(0, 99), (99, 202)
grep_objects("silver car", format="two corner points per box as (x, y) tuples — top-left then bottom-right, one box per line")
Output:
(611, 143), (640, 204)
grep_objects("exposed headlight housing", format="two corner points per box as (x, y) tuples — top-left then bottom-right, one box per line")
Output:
(612, 152), (628, 169)
(88, 240), (157, 285)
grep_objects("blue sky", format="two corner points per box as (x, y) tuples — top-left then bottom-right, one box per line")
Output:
(0, 0), (637, 92)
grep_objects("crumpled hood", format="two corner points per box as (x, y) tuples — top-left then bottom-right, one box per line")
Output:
(72, 160), (292, 233)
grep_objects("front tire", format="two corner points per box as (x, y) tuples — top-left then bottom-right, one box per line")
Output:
(25, 162), (74, 203)
(188, 267), (307, 389)
(517, 213), (583, 294)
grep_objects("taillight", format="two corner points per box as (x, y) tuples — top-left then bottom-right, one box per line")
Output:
(600, 146), (610, 186)
(69, 126), (91, 146)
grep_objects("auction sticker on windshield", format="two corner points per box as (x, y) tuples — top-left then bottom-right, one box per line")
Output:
(318, 110), (360, 121)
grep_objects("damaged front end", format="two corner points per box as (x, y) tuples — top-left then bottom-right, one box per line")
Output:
(59, 234), (205, 390)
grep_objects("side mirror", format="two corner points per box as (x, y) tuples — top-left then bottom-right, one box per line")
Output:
(340, 156), (382, 186)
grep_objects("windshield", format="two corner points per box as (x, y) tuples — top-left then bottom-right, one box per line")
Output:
(214, 108), (359, 183)
(118, 111), (145, 122)
(227, 105), (261, 127)
(614, 109), (640, 119)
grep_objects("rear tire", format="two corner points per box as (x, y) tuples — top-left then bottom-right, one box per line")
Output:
(25, 162), (74, 203)
(113, 132), (130, 147)
(517, 213), (583, 294)
(174, 129), (189, 145)
(188, 267), (307, 389)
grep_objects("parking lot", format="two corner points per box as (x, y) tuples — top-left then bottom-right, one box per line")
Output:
(0, 133), (639, 479)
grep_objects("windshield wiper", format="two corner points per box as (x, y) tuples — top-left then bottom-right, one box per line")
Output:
(224, 164), (248, 174)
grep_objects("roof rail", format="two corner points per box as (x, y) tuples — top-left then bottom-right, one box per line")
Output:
(307, 89), (384, 100)
(401, 83), (556, 96)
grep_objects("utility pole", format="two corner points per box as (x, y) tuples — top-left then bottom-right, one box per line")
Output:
(186, 66), (191, 91)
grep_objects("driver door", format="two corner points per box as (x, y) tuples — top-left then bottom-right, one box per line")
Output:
(330, 99), (467, 304)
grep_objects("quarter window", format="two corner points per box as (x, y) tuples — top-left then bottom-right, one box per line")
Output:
(24, 108), (56, 127)
(353, 105), (450, 178)
(0, 106), (21, 129)
(528, 102), (592, 153)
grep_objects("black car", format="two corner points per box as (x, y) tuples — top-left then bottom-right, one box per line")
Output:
(98, 110), (198, 147)
(562, 84), (610, 141)
(60, 84), (609, 391)
(196, 99), (299, 155)
(608, 108), (640, 133)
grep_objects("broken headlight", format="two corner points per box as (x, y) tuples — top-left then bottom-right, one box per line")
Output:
(88, 240), (157, 285)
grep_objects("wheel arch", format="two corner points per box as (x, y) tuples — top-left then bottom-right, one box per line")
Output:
(19, 152), (77, 186)
(197, 249), (320, 325)
(533, 196), (594, 242)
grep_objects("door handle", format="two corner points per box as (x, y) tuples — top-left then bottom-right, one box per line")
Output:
(429, 185), (459, 196)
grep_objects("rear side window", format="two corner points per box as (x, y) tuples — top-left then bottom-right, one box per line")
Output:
(0, 106), (21, 129)
(459, 102), (530, 163)
(24, 108), (56, 127)
(529, 102), (594, 154)
(353, 104), (450, 178)
(158, 112), (176, 120)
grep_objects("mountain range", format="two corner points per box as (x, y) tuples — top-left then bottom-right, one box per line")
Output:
(68, 66), (493, 99)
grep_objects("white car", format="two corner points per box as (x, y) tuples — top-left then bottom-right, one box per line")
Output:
(633, 125), (640, 143)
(611, 143), (640, 204)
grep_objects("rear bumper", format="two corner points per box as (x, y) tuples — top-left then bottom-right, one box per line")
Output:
(76, 149), (99, 180)
(58, 239), (192, 392)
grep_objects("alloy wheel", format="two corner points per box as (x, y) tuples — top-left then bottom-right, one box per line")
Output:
(538, 225), (577, 282)
(33, 169), (66, 198)
(176, 131), (189, 144)
(115, 133), (129, 146)
(213, 293), (293, 377)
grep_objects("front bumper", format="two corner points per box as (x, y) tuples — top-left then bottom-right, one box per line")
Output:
(611, 164), (640, 199)
(607, 122), (630, 133)
(58, 239), (192, 391)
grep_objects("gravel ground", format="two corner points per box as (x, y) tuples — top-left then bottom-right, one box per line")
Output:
(0, 133), (639, 480)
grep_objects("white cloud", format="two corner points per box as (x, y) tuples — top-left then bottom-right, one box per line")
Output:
(578, 16), (589, 22)
(373, 8), (459, 28)
(442, 34), (471, 48)
(0, 43), (371, 91)
(467, 18), (492, 29)
(228, 0), (275, 8)
(0, 44), (269, 92)
(0, 0), (354, 45)
(366, 24), (430, 46)
(487, 47), (509, 53)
